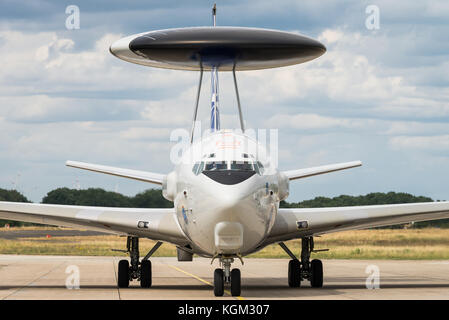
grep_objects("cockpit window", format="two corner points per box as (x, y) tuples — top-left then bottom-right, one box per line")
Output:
(192, 160), (263, 176)
(192, 162), (200, 174)
(255, 161), (264, 175)
(230, 161), (253, 171)
(192, 161), (204, 175)
(205, 161), (227, 171)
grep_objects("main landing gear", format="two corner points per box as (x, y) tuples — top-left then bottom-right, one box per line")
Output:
(213, 257), (241, 297)
(280, 237), (324, 288)
(117, 236), (162, 288)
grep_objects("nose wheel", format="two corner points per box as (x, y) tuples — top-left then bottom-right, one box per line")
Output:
(213, 257), (241, 297)
(230, 268), (241, 296)
(213, 269), (224, 296)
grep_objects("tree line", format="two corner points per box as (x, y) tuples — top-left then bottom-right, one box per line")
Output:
(0, 188), (447, 228)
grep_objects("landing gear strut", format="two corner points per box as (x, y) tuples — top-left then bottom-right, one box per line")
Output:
(213, 257), (241, 297)
(280, 237), (324, 288)
(117, 236), (162, 288)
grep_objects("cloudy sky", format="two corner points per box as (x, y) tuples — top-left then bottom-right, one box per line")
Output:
(1, 0), (449, 203)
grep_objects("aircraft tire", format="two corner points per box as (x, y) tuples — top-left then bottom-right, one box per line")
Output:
(230, 268), (241, 296)
(140, 260), (152, 288)
(310, 259), (323, 288)
(118, 259), (130, 288)
(214, 268), (224, 297)
(288, 259), (301, 287)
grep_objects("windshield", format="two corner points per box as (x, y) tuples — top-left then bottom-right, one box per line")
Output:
(230, 161), (253, 171)
(192, 160), (264, 175)
(204, 161), (227, 171)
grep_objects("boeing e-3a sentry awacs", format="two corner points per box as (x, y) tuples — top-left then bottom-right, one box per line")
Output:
(2, 6), (449, 297)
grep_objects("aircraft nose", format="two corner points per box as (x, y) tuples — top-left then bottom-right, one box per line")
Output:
(215, 193), (244, 214)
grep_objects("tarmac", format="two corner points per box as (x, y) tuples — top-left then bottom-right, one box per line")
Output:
(1, 255), (449, 300)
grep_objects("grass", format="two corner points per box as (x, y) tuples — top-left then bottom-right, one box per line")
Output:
(1, 227), (449, 259)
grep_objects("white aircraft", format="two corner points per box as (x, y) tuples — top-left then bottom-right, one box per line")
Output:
(2, 7), (449, 297)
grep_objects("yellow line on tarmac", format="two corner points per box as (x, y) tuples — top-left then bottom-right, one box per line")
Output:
(168, 264), (245, 300)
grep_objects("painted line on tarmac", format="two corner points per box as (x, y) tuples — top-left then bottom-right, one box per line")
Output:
(168, 264), (245, 300)
(2, 261), (66, 300)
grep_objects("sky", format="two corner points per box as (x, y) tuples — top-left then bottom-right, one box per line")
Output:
(1, 0), (449, 203)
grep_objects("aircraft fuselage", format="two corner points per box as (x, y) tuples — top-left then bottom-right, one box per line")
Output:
(163, 130), (289, 257)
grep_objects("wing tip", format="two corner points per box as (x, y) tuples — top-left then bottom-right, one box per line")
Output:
(66, 160), (80, 168)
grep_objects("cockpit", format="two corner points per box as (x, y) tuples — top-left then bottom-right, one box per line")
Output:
(192, 154), (265, 185)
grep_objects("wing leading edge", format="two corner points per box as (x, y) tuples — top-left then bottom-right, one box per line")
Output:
(66, 161), (164, 185)
(283, 161), (362, 180)
(0, 201), (188, 246)
(265, 201), (449, 245)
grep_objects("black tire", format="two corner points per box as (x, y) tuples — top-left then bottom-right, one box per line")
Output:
(140, 260), (152, 288)
(310, 259), (323, 288)
(118, 259), (129, 288)
(214, 268), (224, 297)
(230, 269), (241, 296)
(288, 259), (301, 287)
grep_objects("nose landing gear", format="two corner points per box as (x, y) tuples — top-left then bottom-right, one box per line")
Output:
(213, 257), (241, 297)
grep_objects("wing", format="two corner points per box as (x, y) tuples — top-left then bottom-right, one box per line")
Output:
(265, 201), (449, 244)
(283, 161), (362, 180)
(0, 201), (188, 246)
(66, 161), (164, 185)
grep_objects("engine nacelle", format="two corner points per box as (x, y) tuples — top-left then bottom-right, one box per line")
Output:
(162, 171), (177, 202)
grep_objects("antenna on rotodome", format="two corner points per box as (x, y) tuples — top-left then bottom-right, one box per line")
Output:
(210, 3), (220, 132)
(212, 4), (217, 27)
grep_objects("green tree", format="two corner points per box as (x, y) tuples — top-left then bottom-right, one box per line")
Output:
(42, 188), (171, 208)
(0, 188), (31, 227)
(131, 189), (172, 208)
(42, 188), (133, 207)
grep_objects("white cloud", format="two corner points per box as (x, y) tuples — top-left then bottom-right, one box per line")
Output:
(390, 135), (449, 150)
(265, 113), (364, 130)
(375, 96), (449, 118)
(319, 29), (344, 44)
(384, 121), (449, 135)
(120, 127), (172, 140)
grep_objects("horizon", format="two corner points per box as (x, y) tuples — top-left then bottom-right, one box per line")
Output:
(1, 186), (441, 204)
